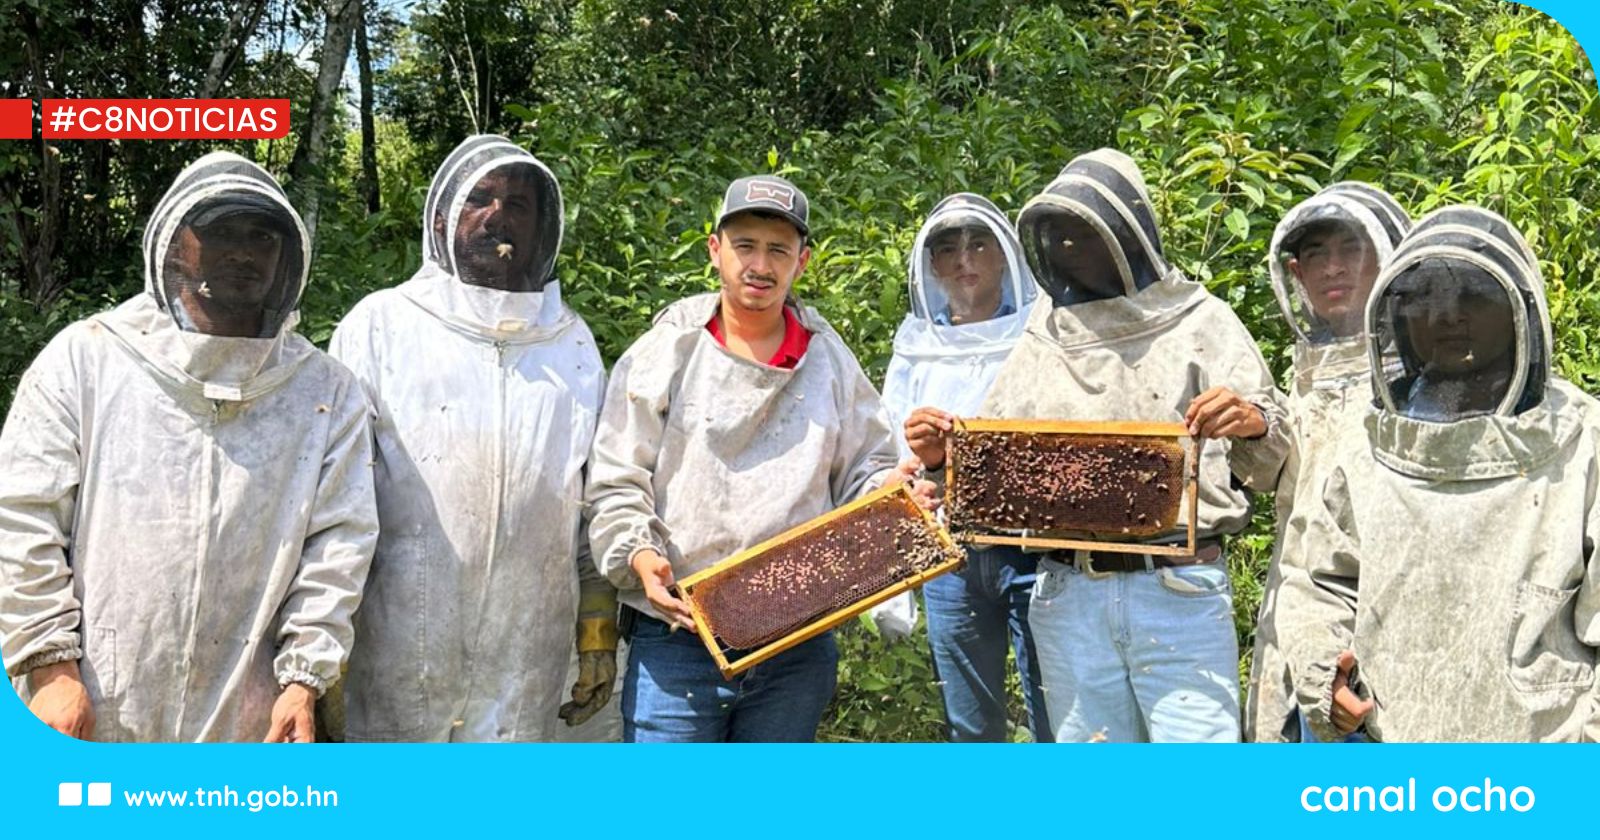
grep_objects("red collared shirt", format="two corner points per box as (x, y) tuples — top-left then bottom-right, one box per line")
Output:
(707, 304), (812, 369)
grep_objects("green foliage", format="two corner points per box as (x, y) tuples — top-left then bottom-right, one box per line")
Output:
(2, 0), (1597, 739)
(0, 1), (324, 301)
(821, 611), (951, 743)
(379, 0), (573, 161)
(821, 605), (1038, 742)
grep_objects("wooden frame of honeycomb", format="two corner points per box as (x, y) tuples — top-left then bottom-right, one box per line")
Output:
(944, 418), (1201, 557)
(674, 482), (963, 679)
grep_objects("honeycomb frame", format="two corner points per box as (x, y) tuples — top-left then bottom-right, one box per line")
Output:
(945, 418), (1201, 557)
(675, 482), (963, 679)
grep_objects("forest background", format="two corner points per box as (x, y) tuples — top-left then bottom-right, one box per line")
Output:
(3, 0), (1596, 740)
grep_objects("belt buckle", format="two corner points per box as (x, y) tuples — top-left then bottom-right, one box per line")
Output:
(1074, 550), (1114, 581)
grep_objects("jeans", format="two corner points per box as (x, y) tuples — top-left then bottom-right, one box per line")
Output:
(621, 609), (838, 742)
(1029, 554), (1241, 742)
(924, 545), (1051, 742)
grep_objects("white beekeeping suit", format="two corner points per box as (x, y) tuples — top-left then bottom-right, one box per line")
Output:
(1242, 183), (1410, 742)
(331, 135), (612, 742)
(873, 194), (1036, 638)
(0, 152), (377, 741)
(585, 292), (899, 620)
(1282, 205), (1600, 742)
(982, 148), (1290, 742)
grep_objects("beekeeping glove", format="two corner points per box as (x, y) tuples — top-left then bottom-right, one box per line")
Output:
(560, 587), (619, 727)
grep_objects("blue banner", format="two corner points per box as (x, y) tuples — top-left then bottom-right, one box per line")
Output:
(1, 2), (1594, 838)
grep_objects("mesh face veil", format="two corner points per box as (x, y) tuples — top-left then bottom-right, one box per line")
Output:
(424, 136), (563, 292)
(1017, 149), (1171, 307)
(1367, 205), (1549, 422)
(1268, 198), (1392, 345)
(146, 153), (308, 339)
(909, 198), (1034, 325)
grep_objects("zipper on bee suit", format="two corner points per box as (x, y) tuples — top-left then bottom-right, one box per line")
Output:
(458, 340), (510, 729)
(175, 398), (223, 738)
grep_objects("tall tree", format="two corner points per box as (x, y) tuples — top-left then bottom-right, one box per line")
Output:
(199, 0), (270, 99)
(355, 0), (379, 214)
(289, 0), (360, 240)
(4, 8), (65, 304)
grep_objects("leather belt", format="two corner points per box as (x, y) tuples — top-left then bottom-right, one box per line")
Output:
(1052, 541), (1222, 579)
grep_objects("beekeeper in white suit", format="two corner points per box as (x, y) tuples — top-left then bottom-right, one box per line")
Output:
(915, 149), (1291, 742)
(1242, 182), (1410, 742)
(0, 152), (377, 742)
(877, 193), (1051, 742)
(1282, 206), (1600, 742)
(331, 135), (615, 742)
(585, 174), (930, 742)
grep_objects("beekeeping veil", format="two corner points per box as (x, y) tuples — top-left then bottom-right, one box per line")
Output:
(423, 134), (562, 293)
(91, 152), (317, 404)
(882, 194), (1037, 426)
(145, 151), (307, 339)
(1016, 149), (1173, 306)
(1367, 205), (1549, 423)
(908, 194), (1035, 325)
(1269, 183), (1408, 346)
(1320, 182), (1410, 247)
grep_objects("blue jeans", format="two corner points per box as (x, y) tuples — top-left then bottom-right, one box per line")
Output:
(924, 545), (1051, 742)
(1029, 554), (1241, 742)
(621, 610), (838, 742)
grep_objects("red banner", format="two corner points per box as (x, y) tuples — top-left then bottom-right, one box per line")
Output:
(40, 99), (290, 140)
(0, 99), (32, 140)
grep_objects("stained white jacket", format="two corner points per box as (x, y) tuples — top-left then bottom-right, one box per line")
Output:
(585, 293), (899, 620)
(331, 137), (606, 742)
(0, 154), (377, 741)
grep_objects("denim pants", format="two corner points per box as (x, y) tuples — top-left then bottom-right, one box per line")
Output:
(924, 545), (1051, 742)
(1029, 554), (1241, 742)
(621, 609), (839, 742)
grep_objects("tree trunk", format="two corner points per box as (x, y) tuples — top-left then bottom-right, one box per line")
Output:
(9, 14), (65, 305)
(355, 0), (379, 214)
(289, 0), (360, 241)
(199, 0), (271, 99)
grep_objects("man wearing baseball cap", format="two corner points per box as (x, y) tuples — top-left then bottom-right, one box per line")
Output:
(585, 174), (932, 741)
(720, 174), (812, 237)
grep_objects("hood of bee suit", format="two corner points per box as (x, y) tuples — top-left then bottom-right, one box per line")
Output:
(1015, 149), (1212, 351)
(401, 134), (574, 343)
(904, 193), (1037, 330)
(1361, 205), (1576, 481)
(1368, 204), (1550, 422)
(1270, 183), (1410, 347)
(882, 193), (1039, 443)
(1319, 181), (1411, 248)
(1017, 148), (1175, 304)
(92, 151), (314, 402)
(1269, 183), (1412, 393)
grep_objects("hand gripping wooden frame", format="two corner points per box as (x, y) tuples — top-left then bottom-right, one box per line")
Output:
(674, 482), (962, 679)
(944, 418), (1202, 557)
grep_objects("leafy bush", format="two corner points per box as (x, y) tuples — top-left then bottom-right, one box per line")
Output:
(2, 0), (1595, 741)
